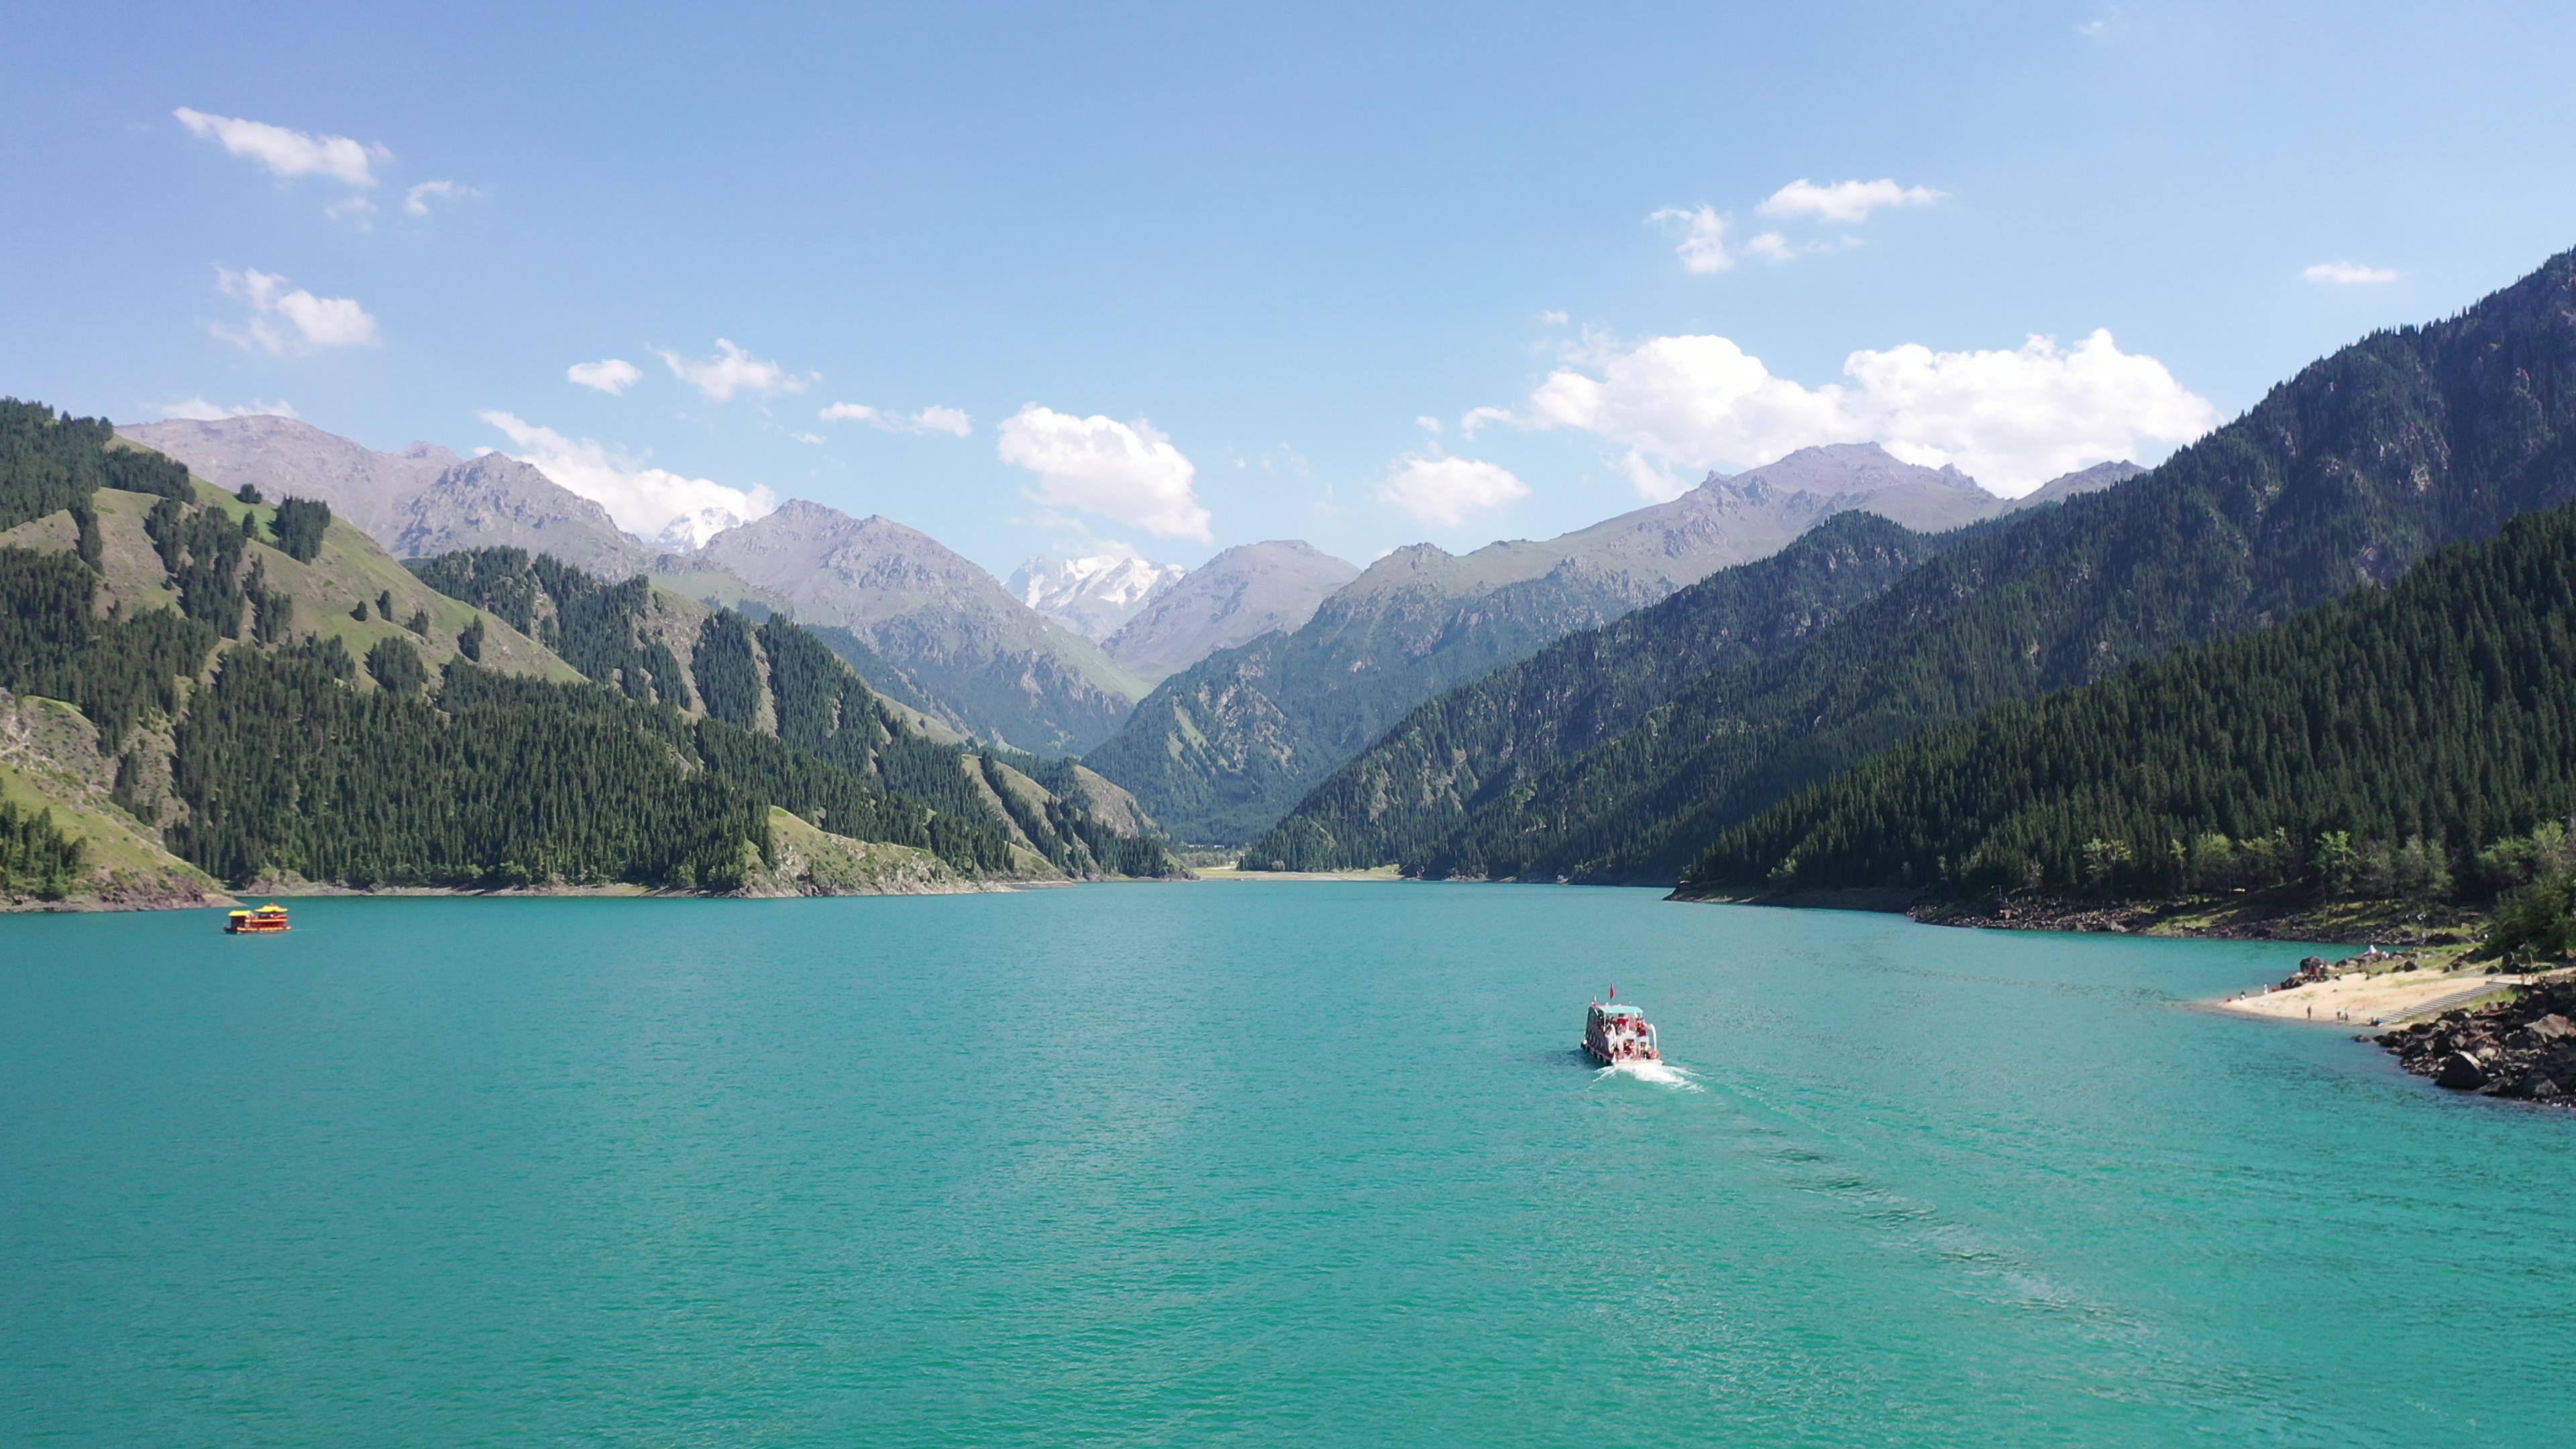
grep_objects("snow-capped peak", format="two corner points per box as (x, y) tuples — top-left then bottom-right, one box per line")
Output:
(1008, 553), (1188, 639)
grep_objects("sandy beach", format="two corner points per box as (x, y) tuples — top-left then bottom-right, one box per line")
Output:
(2210, 968), (2529, 1024)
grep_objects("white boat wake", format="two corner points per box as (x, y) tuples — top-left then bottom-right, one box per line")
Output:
(1597, 1057), (1701, 1091)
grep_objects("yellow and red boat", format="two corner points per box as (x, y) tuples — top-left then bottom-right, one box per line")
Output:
(225, 903), (291, 934)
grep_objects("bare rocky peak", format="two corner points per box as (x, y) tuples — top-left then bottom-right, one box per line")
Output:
(1342, 443), (2019, 608)
(120, 415), (445, 539)
(693, 500), (1036, 626)
(2016, 460), (2149, 506)
(1104, 541), (1361, 678)
(1720, 442), (1984, 497)
(394, 452), (657, 580)
(117, 415), (656, 576)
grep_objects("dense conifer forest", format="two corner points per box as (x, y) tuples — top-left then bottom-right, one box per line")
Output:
(409, 547), (1178, 880)
(0, 799), (84, 899)
(1689, 504), (2576, 914)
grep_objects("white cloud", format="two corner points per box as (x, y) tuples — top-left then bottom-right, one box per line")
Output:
(2302, 260), (2399, 286)
(996, 405), (1211, 542)
(567, 358), (642, 394)
(790, 431), (826, 445)
(154, 396), (299, 421)
(1746, 231), (1796, 262)
(1381, 455), (1530, 527)
(1540, 310), (1571, 326)
(1758, 178), (1945, 224)
(1508, 328), (2214, 497)
(1414, 415), (1444, 434)
(1457, 405), (1517, 438)
(1648, 205), (1733, 274)
(322, 195), (377, 229)
(818, 400), (974, 437)
(653, 339), (812, 402)
(174, 107), (390, 186)
(403, 179), (482, 216)
(213, 267), (380, 356)
(478, 411), (776, 545)
(911, 405), (974, 438)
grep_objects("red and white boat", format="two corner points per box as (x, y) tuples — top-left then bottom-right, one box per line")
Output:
(1582, 995), (1660, 1065)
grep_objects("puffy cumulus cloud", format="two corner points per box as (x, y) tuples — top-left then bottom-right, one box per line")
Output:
(477, 411), (776, 545)
(403, 179), (482, 216)
(154, 396), (299, 421)
(996, 405), (1211, 542)
(174, 107), (390, 186)
(1526, 334), (1852, 469)
(1840, 332), (2218, 491)
(1381, 455), (1531, 527)
(653, 339), (813, 402)
(1648, 205), (1733, 274)
(2303, 260), (2399, 286)
(213, 267), (380, 356)
(819, 400), (975, 437)
(1758, 177), (1944, 224)
(1745, 231), (1796, 262)
(1505, 329), (2214, 497)
(567, 358), (642, 394)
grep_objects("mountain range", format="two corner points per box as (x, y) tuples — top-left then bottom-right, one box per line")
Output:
(1252, 246), (2576, 885)
(0, 405), (1175, 905)
(1083, 445), (2134, 844)
(119, 417), (658, 580)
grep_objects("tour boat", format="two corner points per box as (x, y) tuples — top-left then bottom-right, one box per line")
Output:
(225, 903), (291, 934)
(1583, 998), (1660, 1065)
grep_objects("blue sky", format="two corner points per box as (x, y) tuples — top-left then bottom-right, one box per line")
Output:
(10, 1), (2576, 575)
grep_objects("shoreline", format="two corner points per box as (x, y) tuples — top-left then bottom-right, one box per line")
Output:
(1676, 884), (2481, 947)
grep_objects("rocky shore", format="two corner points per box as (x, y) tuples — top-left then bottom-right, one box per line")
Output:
(2374, 980), (2576, 1106)
(1908, 892), (2480, 945)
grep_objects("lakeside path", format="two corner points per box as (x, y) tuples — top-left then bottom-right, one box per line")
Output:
(2209, 969), (2530, 1024)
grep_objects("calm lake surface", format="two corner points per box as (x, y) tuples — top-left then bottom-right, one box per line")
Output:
(3, 884), (2570, 1445)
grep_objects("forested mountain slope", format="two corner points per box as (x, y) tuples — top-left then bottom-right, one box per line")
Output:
(1245, 512), (1960, 869)
(0, 402), (1171, 906)
(409, 547), (1175, 880)
(1688, 502), (2576, 908)
(1299, 246), (2576, 883)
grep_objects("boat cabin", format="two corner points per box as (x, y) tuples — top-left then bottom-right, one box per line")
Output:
(225, 903), (291, 934)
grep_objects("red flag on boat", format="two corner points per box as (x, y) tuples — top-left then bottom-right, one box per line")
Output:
(1608, 984), (1615, 1000)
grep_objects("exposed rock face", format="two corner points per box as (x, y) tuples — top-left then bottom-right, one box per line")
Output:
(1008, 554), (1188, 640)
(673, 501), (1144, 753)
(392, 453), (655, 579)
(2016, 460), (2148, 507)
(121, 415), (442, 539)
(118, 417), (657, 580)
(1104, 541), (1360, 680)
(2378, 985), (2576, 1106)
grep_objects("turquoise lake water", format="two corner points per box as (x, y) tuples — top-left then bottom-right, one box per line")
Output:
(3, 883), (2571, 1445)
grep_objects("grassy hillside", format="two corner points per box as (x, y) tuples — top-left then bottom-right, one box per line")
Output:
(0, 689), (224, 908)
